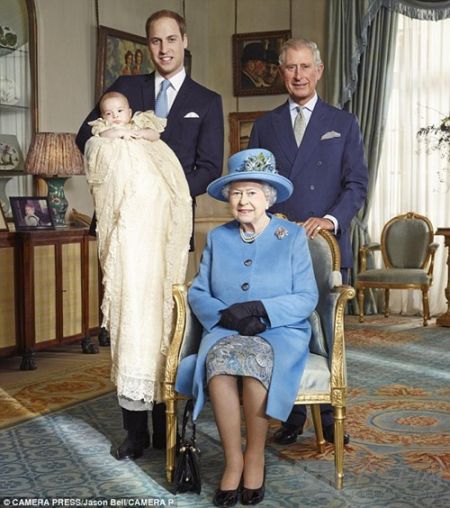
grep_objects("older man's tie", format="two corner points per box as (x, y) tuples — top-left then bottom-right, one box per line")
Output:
(294, 106), (306, 146)
(155, 79), (171, 118)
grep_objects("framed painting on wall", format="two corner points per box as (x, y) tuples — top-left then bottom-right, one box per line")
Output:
(229, 111), (266, 155)
(232, 30), (290, 97)
(95, 25), (154, 102)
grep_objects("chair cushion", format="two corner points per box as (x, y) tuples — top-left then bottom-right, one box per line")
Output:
(357, 268), (430, 285)
(298, 352), (330, 394)
(308, 310), (328, 357)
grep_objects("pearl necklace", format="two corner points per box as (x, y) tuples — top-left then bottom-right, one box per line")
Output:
(239, 219), (270, 243)
(240, 228), (261, 243)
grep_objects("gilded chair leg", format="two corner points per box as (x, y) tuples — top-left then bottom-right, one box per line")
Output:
(384, 289), (390, 318)
(311, 404), (325, 453)
(165, 395), (177, 483)
(422, 287), (430, 326)
(333, 405), (345, 490)
(357, 288), (365, 323)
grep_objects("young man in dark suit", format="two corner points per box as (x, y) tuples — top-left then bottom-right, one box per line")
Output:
(249, 38), (368, 446)
(76, 9), (224, 461)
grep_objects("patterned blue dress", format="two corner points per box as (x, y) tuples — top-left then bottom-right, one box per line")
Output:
(206, 335), (274, 389)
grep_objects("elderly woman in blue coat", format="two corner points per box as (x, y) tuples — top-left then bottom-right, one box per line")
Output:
(175, 148), (318, 507)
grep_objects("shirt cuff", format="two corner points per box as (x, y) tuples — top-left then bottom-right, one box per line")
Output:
(324, 214), (338, 234)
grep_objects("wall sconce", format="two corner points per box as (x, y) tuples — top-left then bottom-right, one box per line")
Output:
(24, 132), (84, 227)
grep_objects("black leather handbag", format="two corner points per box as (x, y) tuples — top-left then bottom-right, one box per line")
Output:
(173, 399), (201, 494)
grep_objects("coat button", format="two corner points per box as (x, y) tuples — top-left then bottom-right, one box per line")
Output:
(241, 282), (249, 291)
(244, 259), (252, 266)
(310, 185), (315, 190)
(317, 160), (322, 166)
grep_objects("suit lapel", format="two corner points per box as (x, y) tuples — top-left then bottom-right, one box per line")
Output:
(166, 75), (193, 122)
(291, 98), (329, 174)
(272, 102), (298, 173)
(141, 73), (155, 111)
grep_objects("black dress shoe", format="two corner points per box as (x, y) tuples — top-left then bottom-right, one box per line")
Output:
(323, 424), (350, 445)
(241, 468), (265, 505)
(273, 425), (303, 445)
(212, 487), (239, 507)
(115, 433), (150, 460)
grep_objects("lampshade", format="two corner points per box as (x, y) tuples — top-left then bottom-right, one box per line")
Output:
(24, 132), (84, 176)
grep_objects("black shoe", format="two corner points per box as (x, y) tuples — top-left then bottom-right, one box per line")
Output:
(273, 425), (303, 445)
(212, 488), (239, 507)
(323, 424), (350, 445)
(115, 433), (150, 460)
(241, 468), (265, 505)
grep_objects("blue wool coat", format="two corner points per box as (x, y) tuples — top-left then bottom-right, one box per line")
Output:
(175, 216), (319, 421)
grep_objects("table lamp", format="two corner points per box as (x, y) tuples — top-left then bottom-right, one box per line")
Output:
(24, 132), (84, 227)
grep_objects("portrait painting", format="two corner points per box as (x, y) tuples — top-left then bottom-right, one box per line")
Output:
(10, 196), (55, 231)
(229, 111), (266, 155)
(95, 25), (154, 101)
(232, 30), (291, 97)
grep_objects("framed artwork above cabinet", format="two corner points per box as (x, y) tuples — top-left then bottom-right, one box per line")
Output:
(0, 0), (37, 215)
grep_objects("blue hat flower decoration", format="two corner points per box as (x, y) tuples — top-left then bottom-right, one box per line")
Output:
(207, 148), (293, 203)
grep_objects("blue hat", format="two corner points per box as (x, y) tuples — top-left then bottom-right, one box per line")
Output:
(207, 148), (293, 203)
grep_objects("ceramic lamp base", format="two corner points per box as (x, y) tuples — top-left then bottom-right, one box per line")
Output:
(44, 176), (70, 227)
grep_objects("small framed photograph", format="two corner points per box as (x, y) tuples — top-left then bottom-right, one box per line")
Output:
(0, 204), (8, 231)
(95, 25), (155, 101)
(229, 111), (266, 155)
(0, 134), (24, 171)
(9, 197), (55, 231)
(232, 30), (290, 97)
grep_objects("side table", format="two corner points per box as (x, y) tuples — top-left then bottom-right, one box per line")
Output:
(436, 228), (450, 327)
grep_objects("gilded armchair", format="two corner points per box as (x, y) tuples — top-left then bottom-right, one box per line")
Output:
(356, 212), (438, 326)
(164, 228), (355, 489)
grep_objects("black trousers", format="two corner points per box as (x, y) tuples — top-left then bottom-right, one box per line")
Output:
(121, 402), (166, 437)
(283, 403), (334, 428)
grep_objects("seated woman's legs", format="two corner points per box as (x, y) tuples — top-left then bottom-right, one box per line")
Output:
(242, 376), (268, 489)
(209, 375), (244, 490)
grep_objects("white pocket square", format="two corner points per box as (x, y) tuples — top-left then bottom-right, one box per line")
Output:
(321, 130), (341, 140)
(184, 112), (200, 118)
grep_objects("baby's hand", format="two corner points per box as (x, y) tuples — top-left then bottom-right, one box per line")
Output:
(131, 129), (160, 142)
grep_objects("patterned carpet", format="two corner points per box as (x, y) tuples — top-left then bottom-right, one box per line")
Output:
(0, 316), (449, 507)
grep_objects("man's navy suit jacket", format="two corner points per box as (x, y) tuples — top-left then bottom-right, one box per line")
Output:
(76, 73), (224, 199)
(249, 98), (368, 268)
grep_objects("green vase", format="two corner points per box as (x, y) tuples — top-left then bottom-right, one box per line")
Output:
(45, 176), (69, 227)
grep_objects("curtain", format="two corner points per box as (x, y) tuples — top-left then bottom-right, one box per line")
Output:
(367, 15), (450, 316)
(326, 0), (450, 315)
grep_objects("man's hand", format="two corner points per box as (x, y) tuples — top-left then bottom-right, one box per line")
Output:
(303, 217), (334, 239)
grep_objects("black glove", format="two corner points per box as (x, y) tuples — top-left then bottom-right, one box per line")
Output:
(237, 316), (267, 336)
(219, 300), (267, 330)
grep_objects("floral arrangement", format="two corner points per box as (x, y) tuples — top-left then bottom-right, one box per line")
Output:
(237, 152), (277, 173)
(417, 114), (450, 161)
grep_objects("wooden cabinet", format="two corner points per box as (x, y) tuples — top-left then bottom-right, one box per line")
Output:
(0, 227), (101, 369)
(0, 231), (19, 357)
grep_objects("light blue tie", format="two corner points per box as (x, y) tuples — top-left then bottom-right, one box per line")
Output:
(155, 79), (171, 118)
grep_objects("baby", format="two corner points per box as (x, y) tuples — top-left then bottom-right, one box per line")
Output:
(97, 91), (160, 141)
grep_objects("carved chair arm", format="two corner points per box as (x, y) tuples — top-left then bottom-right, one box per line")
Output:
(359, 242), (381, 272)
(329, 285), (355, 394)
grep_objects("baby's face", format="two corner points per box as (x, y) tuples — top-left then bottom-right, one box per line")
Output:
(101, 97), (132, 125)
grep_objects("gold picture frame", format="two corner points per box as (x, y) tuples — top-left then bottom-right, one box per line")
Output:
(229, 111), (266, 155)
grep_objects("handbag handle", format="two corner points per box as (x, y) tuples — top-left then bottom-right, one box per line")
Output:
(180, 399), (196, 443)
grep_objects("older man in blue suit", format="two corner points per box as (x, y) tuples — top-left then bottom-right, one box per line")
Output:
(76, 9), (224, 462)
(249, 38), (368, 446)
